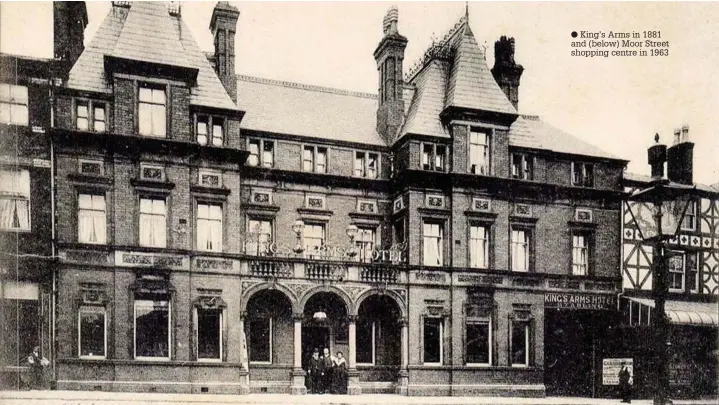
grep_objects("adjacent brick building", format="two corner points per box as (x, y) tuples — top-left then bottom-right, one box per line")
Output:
(4, 1), (686, 398)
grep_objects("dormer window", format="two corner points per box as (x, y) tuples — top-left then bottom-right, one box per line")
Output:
(138, 84), (166, 138)
(354, 152), (378, 178)
(571, 162), (594, 187)
(248, 139), (274, 168)
(511, 153), (533, 180)
(76, 100), (106, 133)
(422, 143), (446, 171)
(196, 115), (224, 146)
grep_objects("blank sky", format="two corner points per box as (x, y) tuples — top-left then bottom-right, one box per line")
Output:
(1, 1), (717, 185)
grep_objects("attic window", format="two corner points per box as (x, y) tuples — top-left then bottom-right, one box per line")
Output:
(196, 115), (224, 147)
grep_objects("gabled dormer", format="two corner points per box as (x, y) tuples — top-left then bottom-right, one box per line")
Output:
(57, 1), (244, 149)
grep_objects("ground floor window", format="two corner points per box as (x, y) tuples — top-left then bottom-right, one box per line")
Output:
(511, 321), (529, 367)
(249, 317), (272, 363)
(466, 320), (491, 365)
(134, 299), (170, 359)
(423, 317), (443, 364)
(356, 319), (375, 364)
(78, 306), (106, 358)
(0, 299), (38, 365)
(197, 308), (222, 360)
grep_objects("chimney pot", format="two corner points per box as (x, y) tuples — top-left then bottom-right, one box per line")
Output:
(491, 36), (523, 110)
(681, 125), (689, 143)
(673, 128), (681, 145)
(210, 1), (240, 104)
(383, 6), (399, 36)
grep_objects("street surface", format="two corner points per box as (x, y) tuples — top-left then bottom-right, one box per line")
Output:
(0, 391), (716, 405)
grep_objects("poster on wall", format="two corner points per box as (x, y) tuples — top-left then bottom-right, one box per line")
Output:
(603, 358), (634, 385)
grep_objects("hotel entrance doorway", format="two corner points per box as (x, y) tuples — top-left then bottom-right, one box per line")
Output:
(301, 326), (330, 369)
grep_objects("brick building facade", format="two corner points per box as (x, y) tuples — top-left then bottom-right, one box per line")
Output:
(0, 1), (659, 397)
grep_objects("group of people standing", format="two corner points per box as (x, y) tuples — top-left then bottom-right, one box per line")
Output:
(305, 348), (347, 394)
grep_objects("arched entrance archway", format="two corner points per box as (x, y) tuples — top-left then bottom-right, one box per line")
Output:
(301, 292), (348, 370)
(356, 294), (402, 385)
(246, 289), (293, 368)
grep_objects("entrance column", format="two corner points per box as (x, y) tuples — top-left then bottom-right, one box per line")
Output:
(347, 315), (361, 395)
(238, 312), (250, 394)
(396, 317), (409, 395)
(290, 313), (306, 395)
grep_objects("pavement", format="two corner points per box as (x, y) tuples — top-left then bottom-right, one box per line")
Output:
(0, 391), (717, 405)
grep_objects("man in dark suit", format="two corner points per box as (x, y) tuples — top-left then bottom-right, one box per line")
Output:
(306, 348), (321, 394)
(619, 361), (632, 403)
(320, 347), (334, 394)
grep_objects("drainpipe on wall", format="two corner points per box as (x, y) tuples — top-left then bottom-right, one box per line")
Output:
(49, 76), (57, 385)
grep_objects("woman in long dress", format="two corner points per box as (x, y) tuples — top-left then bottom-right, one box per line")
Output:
(332, 351), (348, 394)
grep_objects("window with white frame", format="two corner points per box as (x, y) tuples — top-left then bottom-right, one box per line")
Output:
(139, 198), (166, 247)
(681, 201), (696, 231)
(76, 101), (89, 130)
(668, 251), (686, 292)
(469, 130), (490, 175)
(355, 226), (376, 262)
(511, 153), (533, 180)
(78, 306), (106, 358)
(423, 317), (443, 364)
(247, 139), (274, 168)
(93, 105), (106, 132)
(138, 85), (166, 137)
(248, 317), (272, 363)
(510, 321), (529, 367)
(510, 228), (531, 272)
(571, 233), (589, 276)
(196, 115), (224, 146)
(76, 101), (106, 132)
(466, 319), (491, 366)
(78, 194), (106, 244)
(134, 299), (170, 359)
(247, 219), (272, 255)
(423, 221), (443, 266)
(422, 143), (446, 171)
(0, 169), (30, 231)
(0, 83), (28, 125)
(197, 308), (222, 360)
(303, 145), (327, 173)
(469, 225), (489, 269)
(356, 319), (375, 364)
(354, 152), (379, 178)
(197, 203), (222, 252)
(304, 223), (326, 257)
(571, 162), (594, 187)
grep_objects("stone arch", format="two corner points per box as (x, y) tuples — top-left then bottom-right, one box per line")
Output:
(240, 282), (300, 314)
(298, 284), (355, 316)
(355, 288), (407, 318)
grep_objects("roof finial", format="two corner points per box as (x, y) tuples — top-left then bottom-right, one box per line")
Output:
(465, 2), (469, 23)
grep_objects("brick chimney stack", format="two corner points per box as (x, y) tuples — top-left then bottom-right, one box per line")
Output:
(667, 125), (694, 185)
(53, 1), (88, 76)
(210, 2), (240, 104)
(491, 36), (523, 111)
(374, 6), (408, 146)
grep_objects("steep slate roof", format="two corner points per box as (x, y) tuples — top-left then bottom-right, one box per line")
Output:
(443, 23), (517, 114)
(509, 115), (622, 160)
(67, 2), (236, 110)
(237, 76), (385, 146)
(398, 16), (516, 141)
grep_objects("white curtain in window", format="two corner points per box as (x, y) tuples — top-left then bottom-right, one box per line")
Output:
(0, 170), (30, 230)
(197, 204), (222, 252)
(571, 235), (587, 275)
(78, 194), (106, 244)
(247, 219), (272, 254)
(511, 230), (528, 272)
(423, 223), (443, 266)
(140, 199), (166, 247)
(470, 226), (487, 268)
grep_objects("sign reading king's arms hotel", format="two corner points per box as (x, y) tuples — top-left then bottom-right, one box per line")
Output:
(544, 293), (616, 310)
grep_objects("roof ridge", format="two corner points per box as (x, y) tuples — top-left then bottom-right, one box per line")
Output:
(405, 15), (466, 83)
(237, 75), (377, 100)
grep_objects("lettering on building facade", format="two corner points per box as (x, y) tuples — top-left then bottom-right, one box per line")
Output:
(545, 293), (616, 310)
(414, 271), (446, 283)
(115, 251), (188, 270)
(456, 274), (504, 285)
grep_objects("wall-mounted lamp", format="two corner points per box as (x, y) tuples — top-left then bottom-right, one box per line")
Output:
(292, 219), (305, 254)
